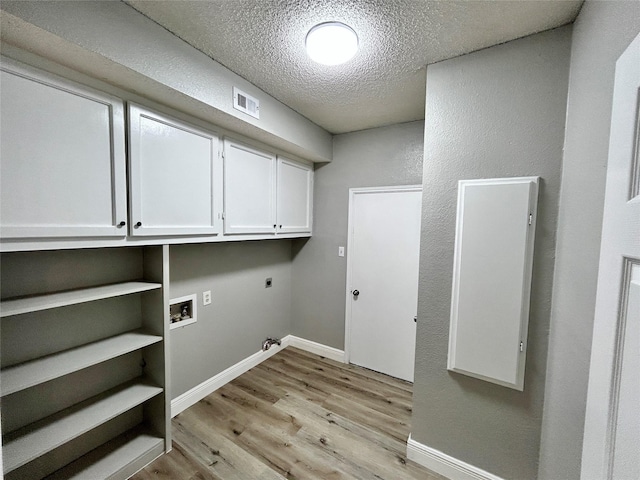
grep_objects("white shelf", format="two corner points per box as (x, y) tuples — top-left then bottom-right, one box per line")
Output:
(46, 427), (164, 480)
(0, 282), (162, 318)
(1, 330), (163, 397)
(3, 380), (163, 473)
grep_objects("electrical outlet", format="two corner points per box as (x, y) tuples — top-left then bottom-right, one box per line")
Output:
(265, 278), (272, 288)
(203, 291), (211, 305)
(338, 246), (345, 257)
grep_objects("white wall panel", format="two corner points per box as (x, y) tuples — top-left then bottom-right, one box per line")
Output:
(448, 177), (539, 390)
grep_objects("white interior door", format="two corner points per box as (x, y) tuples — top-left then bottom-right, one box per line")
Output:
(582, 33), (640, 480)
(346, 186), (422, 382)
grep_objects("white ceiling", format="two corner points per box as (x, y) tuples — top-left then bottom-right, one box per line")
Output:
(125, 0), (582, 134)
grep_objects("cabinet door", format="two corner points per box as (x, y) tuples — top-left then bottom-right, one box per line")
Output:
(223, 140), (276, 234)
(447, 177), (539, 391)
(276, 157), (313, 234)
(0, 58), (127, 239)
(128, 104), (223, 236)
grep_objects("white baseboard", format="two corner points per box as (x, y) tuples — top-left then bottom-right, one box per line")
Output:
(287, 335), (345, 363)
(171, 335), (345, 417)
(406, 434), (504, 480)
(171, 335), (292, 417)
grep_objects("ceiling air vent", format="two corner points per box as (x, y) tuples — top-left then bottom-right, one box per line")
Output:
(233, 87), (260, 119)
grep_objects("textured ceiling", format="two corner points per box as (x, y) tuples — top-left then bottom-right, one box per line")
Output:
(125, 0), (582, 134)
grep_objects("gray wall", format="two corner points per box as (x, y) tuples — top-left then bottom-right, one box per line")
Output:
(169, 241), (292, 398)
(411, 27), (571, 479)
(0, 248), (142, 298)
(291, 121), (424, 349)
(538, 2), (640, 479)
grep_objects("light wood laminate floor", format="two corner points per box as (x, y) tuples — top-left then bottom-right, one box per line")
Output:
(132, 347), (444, 480)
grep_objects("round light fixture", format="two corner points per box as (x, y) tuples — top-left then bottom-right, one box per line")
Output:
(305, 22), (358, 66)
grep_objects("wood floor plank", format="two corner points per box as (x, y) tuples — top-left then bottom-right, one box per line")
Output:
(229, 372), (284, 405)
(172, 412), (287, 480)
(261, 353), (413, 420)
(134, 347), (444, 480)
(294, 427), (397, 480)
(187, 394), (250, 441)
(268, 349), (413, 406)
(321, 392), (411, 444)
(243, 363), (330, 405)
(274, 348), (409, 396)
(250, 362), (331, 405)
(235, 420), (349, 480)
(215, 382), (304, 436)
(274, 394), (436, 480)
(131, 440), (221, 480)
(279, 347), (413, 394)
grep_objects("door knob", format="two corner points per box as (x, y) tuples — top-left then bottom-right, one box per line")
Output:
(352, 289), (360, 298)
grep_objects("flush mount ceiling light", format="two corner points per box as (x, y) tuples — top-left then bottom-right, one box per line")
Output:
(305, 22), (359, 66)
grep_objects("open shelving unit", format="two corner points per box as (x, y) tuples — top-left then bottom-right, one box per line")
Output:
(0, 246), (171, 480)
(3, 380), (163, 472)
(1, 329), (162, 396)
(46, 427), (165, 480)
(0, 282), (162, 318)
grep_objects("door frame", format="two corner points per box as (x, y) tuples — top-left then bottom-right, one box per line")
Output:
(344, 185), (422, 365)
(581, 32), (640, 479)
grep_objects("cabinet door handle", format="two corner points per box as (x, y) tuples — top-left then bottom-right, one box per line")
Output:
(135, 221), (142, 228)
(117, 221), (126, 228)
(279, 225), (282, 229)
(273, 224), (276, 229)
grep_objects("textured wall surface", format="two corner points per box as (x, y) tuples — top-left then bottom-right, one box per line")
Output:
(169, 241), (292, 398)
(538, 3), (640, 479)
(0, 248), (143, 298)
(411, 27), (571, 479)
(291, 121), (424, 349)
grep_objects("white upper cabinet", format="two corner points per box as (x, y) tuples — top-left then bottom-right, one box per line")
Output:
(223, 139), (277, 234)
(128, 104), (223, 236)
(0, 58), (127, 239)
(223, 140), (314, 236)
(0, 58), (313, 249)
(276, 156), (313, 234)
